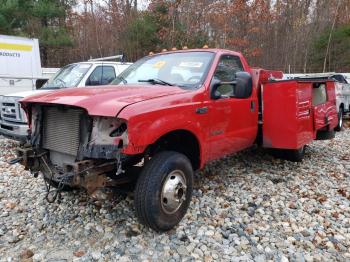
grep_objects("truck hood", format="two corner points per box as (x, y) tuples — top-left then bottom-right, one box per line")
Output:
(20, 85), (190, 117)
(3, 89), (49, 98)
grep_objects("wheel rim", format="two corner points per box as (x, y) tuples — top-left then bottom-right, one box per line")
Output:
(161, 170), (187, 214)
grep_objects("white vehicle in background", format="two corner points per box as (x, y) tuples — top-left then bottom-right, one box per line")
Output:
(0, 58), (132, 142)
(332, 74), (350, 131)
(0, 35), (57, 95)
(284, 72), (350, 131)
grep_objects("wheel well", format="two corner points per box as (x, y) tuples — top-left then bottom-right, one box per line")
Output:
(149, 130), (201, 170)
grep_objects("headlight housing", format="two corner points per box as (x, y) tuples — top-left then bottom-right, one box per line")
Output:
(90, 117), (128, 147)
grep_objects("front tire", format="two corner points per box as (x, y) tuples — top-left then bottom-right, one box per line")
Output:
(134, 151), (193, 231)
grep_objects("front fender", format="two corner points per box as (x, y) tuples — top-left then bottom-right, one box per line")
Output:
(125, 107), (205, 148)
(119, 106), (209, 167)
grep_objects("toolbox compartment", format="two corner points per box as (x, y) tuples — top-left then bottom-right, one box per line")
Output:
(262, 79), (338, 149)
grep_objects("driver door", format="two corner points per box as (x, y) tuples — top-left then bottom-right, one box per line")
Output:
(207, 55), (258, 160)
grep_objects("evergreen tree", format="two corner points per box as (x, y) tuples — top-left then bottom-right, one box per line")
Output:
(310, 25), (350, 72)
(0, 0), (75, 66)
(0, 0), (31, 35)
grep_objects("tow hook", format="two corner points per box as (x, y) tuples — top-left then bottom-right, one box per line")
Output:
(8, 157), (23, 165)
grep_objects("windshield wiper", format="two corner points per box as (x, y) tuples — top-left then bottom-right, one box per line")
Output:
(115, 76), (127, 84)
(138, 78), (174, 86)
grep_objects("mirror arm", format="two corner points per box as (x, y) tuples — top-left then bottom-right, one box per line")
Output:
(220, 80), (237, 85)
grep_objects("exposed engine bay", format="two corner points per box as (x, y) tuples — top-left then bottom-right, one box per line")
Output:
(15, 104), (137, 201)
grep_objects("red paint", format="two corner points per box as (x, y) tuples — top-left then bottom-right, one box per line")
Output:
(313, 81), (338, 132)
(262, 80), (337, 149)
(20, 85), (190, 117)
(20, 49), (338, 169)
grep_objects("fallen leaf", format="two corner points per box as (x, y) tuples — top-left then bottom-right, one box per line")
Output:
(337, 188), (347, 197)
(19, 249), (34, 260)
(5, 202), (16, 209)
(73, 250), (85, 257)
(317, 195), (327, 204)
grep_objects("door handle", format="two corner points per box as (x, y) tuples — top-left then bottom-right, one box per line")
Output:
(196, 107), (208, 114)
(250, 101), (256, 112)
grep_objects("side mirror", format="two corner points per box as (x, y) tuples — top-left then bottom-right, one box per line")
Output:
(235, 71), (253, 98)
(210, 71), (253, 99)
(36, 79), (48, 89)
(210, 78), (222, 100)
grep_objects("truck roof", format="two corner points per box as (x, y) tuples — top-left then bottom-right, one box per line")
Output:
(149, 48), (244, 57)
(0, 34), (38, 41)
(70, 61), (133, 66)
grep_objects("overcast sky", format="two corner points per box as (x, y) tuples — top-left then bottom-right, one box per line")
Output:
(75, 0), (150, 12)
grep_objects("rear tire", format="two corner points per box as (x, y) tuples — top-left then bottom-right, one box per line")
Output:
(335, 108), (343, 131)
(134, 151), (193, 231)
(284, 146), (305, 162)
(316, 129), (335, 140)
(270, 146), (305, 162)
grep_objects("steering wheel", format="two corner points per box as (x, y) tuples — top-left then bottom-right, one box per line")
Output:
(187, 76), (201, 83)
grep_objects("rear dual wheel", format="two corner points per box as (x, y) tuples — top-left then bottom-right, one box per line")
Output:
(270, 145), (305, 162)
(134, 151), (193, 231)
(285, 146), (305, 162)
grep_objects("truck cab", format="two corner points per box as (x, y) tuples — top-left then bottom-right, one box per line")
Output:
(0, 61), (131, 142)
(13, 49), (337, 232)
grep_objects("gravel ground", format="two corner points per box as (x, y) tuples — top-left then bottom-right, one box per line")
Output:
(0, 125), (349, 262)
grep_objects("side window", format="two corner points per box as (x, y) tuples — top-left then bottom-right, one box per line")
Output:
(213, 55), (244, 82)
(312, 83), (328, 106)
(212, 55), (244, 97)
(102, 66), (116, 84)
(86, 66), (116, 86)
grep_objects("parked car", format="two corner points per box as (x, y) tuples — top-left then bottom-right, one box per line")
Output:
(0, 60), (131, 142)
(13, 49), (337, 231)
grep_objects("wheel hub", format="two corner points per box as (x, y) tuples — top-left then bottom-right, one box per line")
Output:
(161, 170), (187, 214)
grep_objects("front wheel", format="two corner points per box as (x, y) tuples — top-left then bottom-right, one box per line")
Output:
(335, 108), (343, 131)
(134, 151), (193, 231)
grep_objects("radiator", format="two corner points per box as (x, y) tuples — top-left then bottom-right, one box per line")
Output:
(42, 107), (83, 156)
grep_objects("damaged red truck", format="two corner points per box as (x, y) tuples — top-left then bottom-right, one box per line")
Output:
(13, 49), (338, 231)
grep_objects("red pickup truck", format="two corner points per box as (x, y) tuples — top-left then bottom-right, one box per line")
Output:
(14, 49), (337, 231)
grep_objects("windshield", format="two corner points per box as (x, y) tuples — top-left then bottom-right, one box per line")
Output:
(42, 63), (92, 89)
(111, 52), (215, 88)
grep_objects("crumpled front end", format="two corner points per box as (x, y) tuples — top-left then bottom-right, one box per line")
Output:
(16, 104), (132, 201)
